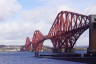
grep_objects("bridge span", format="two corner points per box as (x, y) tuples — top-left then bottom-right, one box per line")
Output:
(22, 11), (96, 57)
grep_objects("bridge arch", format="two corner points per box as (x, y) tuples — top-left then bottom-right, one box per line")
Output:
(23, 11), (90, 53)
(48, 11), (89, 52)
(75, 29), (89, 47)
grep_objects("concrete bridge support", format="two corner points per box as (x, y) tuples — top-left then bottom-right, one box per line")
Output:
(87, 15), (96, 55)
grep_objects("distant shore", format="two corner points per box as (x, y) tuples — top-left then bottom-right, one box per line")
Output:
(0, 45), (23, 52)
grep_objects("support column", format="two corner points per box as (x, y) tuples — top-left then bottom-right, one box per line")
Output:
(87, 15), (96, 54)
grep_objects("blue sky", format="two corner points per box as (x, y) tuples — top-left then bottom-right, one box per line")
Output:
(0, 0), (96, 46)
(19, 0), (96, 10)
(19, 0), (43, 10)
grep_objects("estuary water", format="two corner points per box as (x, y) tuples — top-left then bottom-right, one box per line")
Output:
(0, 52), (85, 64)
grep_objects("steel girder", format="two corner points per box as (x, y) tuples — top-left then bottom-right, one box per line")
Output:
(48, 11), (89, 52)
(32, 30), (44, 52)
(23, 11), (89, 52)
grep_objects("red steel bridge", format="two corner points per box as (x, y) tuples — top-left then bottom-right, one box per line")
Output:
(21, 11), (90, 53)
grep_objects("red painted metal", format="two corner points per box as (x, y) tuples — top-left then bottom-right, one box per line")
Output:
(48, 11), (89, 52)
(23, 37), (32, 51)
(32, 30), (44, 52)
(23, 11), (89, 52)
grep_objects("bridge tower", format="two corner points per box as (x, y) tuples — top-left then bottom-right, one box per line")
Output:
(88, 15), (96, 55)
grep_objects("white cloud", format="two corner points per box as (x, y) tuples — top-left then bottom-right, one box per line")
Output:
(21, 7), (58, 34)
(18, 0), (88, 46)
(84, 5), (96, 15)
(0, 0), (23, 45)
(0, 40), (24, 45)
(0, 0), (93, 46)
(57, 5), (82, 14)
(0, 0), (22, 20)
(20, 4), (83, 46)
(0, 20), (36, 45)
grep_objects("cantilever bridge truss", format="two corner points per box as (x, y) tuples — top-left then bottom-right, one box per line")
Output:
(22, 11), (90, 52)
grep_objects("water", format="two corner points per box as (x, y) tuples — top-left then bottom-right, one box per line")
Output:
(0, 52), (85, 64)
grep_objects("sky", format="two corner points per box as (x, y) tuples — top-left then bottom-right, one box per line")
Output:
(0, 0), (96, 46)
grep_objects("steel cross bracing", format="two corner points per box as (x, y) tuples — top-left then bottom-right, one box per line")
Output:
(21, 11), (89, 52)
